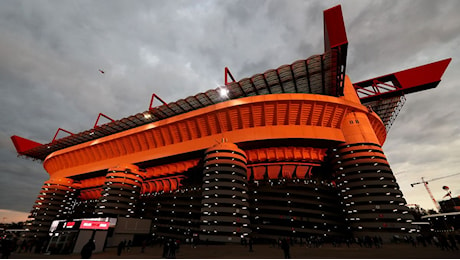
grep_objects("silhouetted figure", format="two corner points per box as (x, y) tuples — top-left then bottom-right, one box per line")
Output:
(141, 239), (147, 253)
(281, 239), (290, 259)
(162, 240), (169, 258)
(169, 240), (177, 258)
(18, 240), (27, 253)
(1, 239), (13, 259)
(80, 239), (95, 259)
(448, 235), (458, 250)
(117, 241), (125, 256)
(127, 240), (132, 253)
(439, 235), (450, 251)
(433, 236), (440, 247)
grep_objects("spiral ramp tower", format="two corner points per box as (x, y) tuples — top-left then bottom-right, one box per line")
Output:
(200, 141), (251, 242)
(329, 83), (416, 240)
(27, 178), (76, 238)
(96, 164), (143, 217)
(243, 147), (347, 240)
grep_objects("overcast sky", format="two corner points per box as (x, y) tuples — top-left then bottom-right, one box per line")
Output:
(1, 0), (459, 222)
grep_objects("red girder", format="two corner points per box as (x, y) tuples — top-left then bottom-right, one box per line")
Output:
(224, 67), (236, 86)
(52, 128), (74, 143)
(149, 93), (168, 110)
(324, 5), (348, 96)
(93, 113), (115, 128)
(11, 135), (42, 155)
(354, 58), (451, 103)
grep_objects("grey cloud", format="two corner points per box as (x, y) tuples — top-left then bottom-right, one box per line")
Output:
(1, 0), (459, 214)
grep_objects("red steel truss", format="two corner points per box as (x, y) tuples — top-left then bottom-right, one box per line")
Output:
(354, 59), (451, 130)
(354, 59), (451, 103)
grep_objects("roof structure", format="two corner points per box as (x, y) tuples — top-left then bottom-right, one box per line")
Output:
(11, 5), (451, 161)
(354, 58), (451, 131)
(11, 50), (341, 161)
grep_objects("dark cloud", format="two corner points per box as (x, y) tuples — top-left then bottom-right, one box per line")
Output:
(0, 0), (459, 214)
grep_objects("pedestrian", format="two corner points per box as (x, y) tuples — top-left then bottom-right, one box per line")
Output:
(1, 239), (13, 259)
(169, 240), (176, 258)
(447, 235), (458, 250)
(162, 239), (169, 258)
(117, 241), (124, 256)
(249, 238), (253, 252)
(141, 239), (147, 253)
(281, 238), (290, 259)
(127, 240), (132, 253)
(80, 239), (95, 259)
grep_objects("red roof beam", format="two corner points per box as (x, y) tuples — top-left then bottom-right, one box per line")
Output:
(323, 5), (348, 96)
(323, 5), (348, 50)
(149, 93), (168, 110)
(93, 113), (115, 128)
(10, 135), (43, 155)
(354, 58), (452, 103)
(52, 128), (73, 143)
(224, 67), (236, 86)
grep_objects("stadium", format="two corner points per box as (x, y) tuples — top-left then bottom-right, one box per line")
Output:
(11, 5), (451, 250)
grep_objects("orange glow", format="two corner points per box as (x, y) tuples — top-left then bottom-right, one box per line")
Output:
(43, 93), (384, 180)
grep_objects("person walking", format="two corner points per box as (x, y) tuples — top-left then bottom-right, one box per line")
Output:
(141, 239), (147, 253)
(126, 240), (132, 253)
(80, 239), (95, 259)
(162, 239), (170, 258)
(447, 235), (458, 250)
(1, 239), (13, 259)
(117, 241), (125, 256)
(281, 238), (290, 259)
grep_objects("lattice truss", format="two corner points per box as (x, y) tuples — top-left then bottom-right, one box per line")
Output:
(355, 79), (408, 132)
(365, 95), (406, 132)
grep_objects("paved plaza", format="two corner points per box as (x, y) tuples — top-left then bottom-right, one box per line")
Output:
(8, 242), (460, 259)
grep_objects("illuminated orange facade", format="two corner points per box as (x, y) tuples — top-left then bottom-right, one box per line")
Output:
(12, 5), (451, 243)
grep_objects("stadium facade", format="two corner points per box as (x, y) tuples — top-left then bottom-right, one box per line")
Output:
(12, 5), (451, 245)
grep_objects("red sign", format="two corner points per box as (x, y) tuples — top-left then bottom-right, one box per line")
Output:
(64, 222), (75, 228)
(79, 220), (110, 230)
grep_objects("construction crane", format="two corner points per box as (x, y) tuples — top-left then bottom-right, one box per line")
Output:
(410, 172), (460, 211)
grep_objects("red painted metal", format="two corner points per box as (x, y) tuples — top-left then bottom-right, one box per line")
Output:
(52, 128), (73, 143)
(93, 113), (115, 128)
(225, 67), (236, 85)
(10, 135), (42, 155)
(323, 5), (348, 96)
(354, 58), (451, 103)
(149, 93), (168, 110)
(323, 5), (348, 50)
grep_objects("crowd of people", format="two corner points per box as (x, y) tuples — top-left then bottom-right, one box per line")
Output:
(1, 232), (458, 258)
(0, 236), (49, 258)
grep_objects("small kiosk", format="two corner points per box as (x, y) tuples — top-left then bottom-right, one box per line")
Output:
(47, 218), (116, 254)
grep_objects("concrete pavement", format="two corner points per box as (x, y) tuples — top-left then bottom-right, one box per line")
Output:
(9, 243), (460, 259)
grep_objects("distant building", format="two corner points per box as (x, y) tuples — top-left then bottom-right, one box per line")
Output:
(439, 196), (460, 213)
(422, 212), (460, 234)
